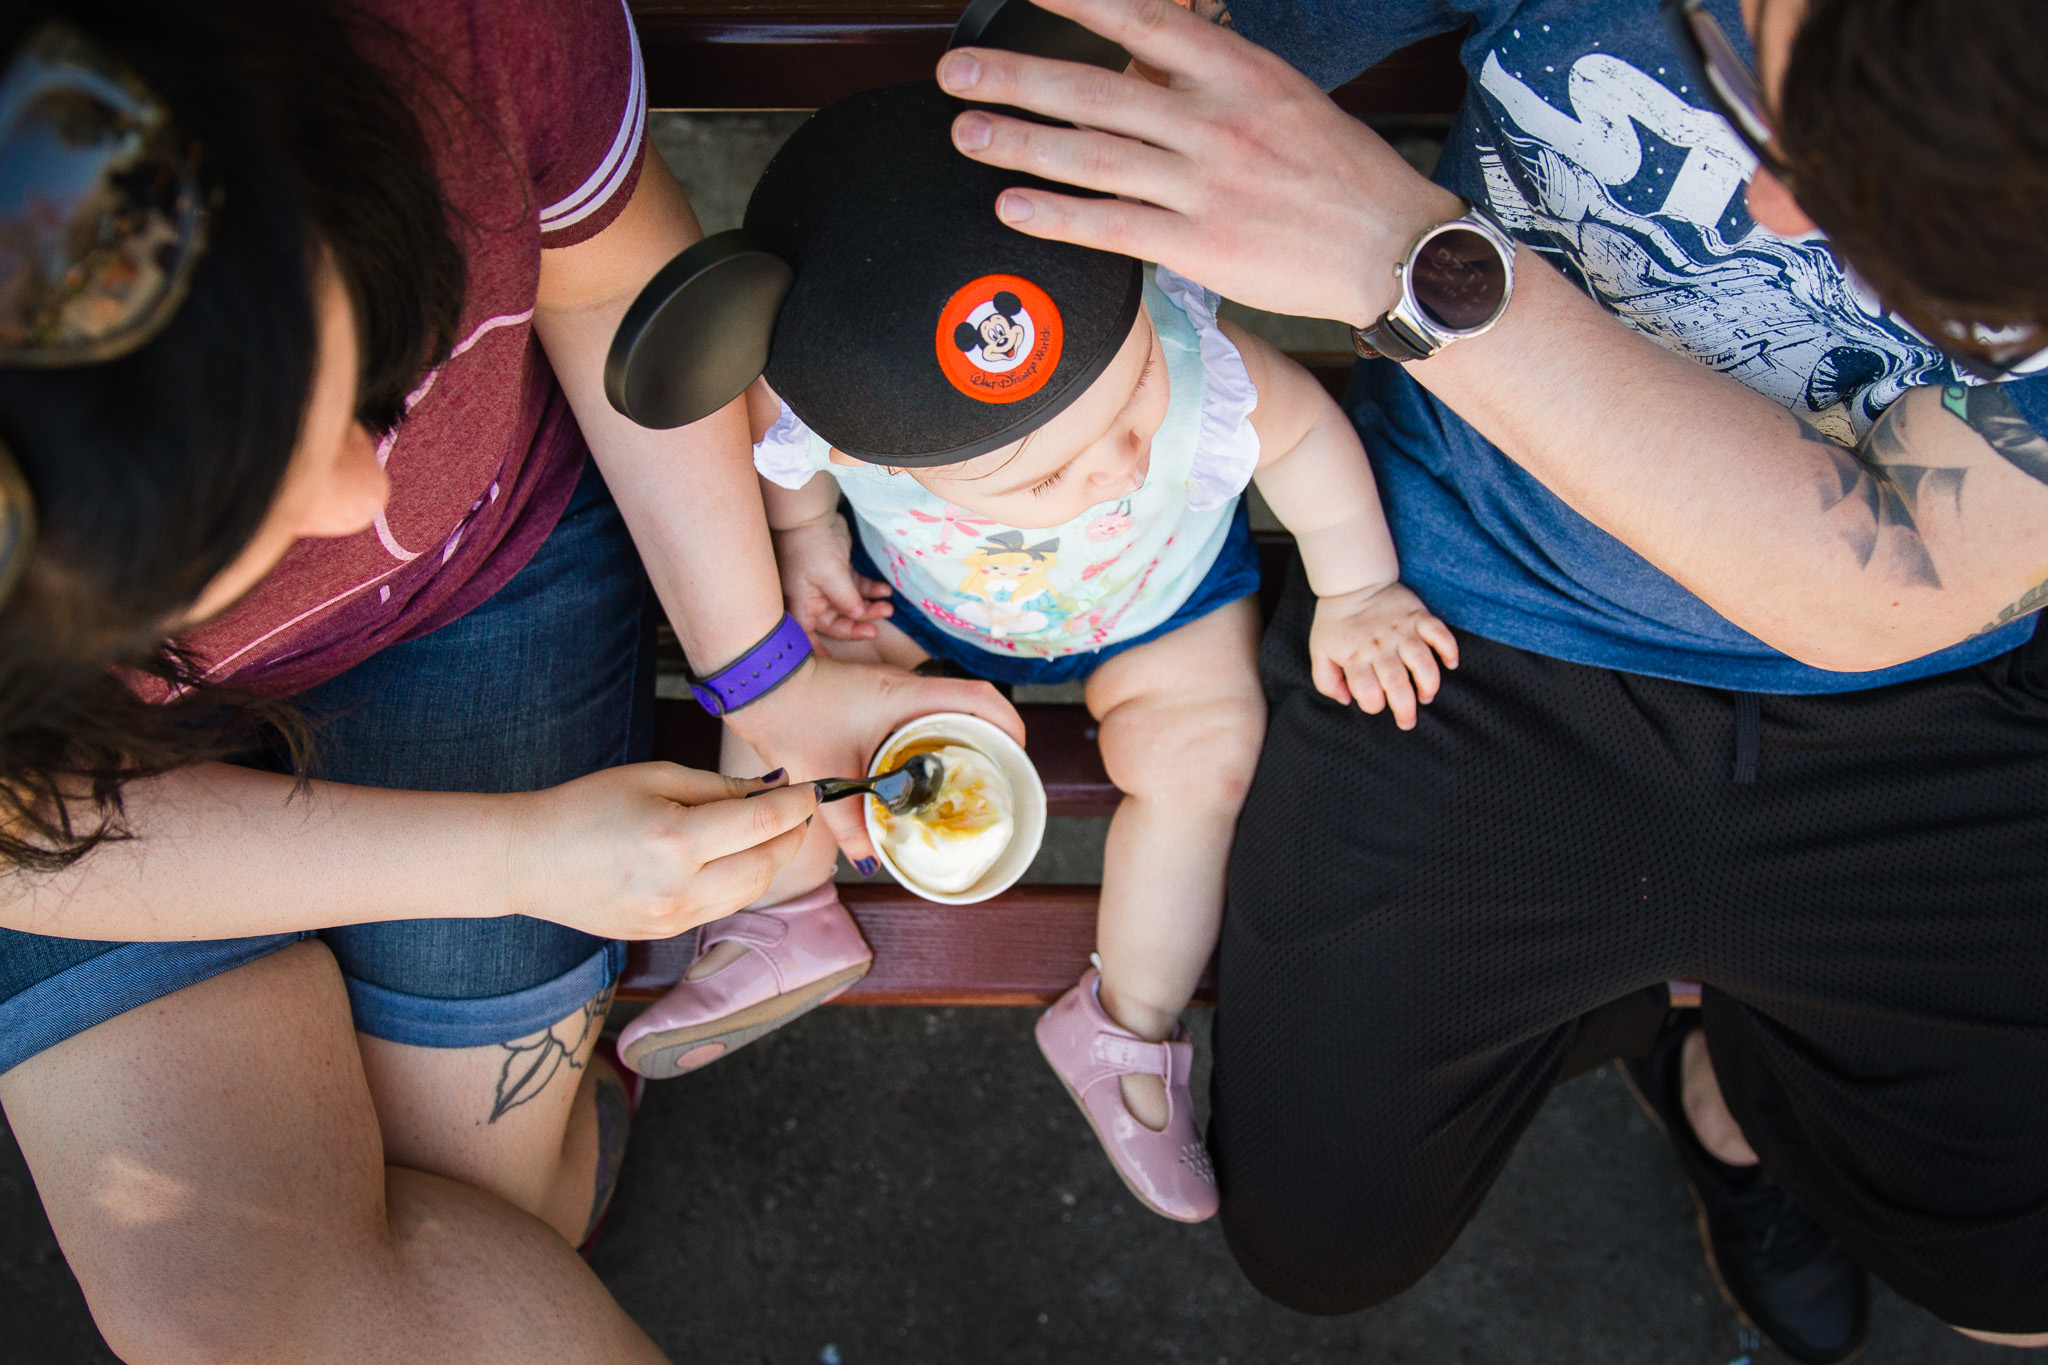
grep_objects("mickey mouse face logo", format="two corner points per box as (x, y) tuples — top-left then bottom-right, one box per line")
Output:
(959, 292), (1032, 370)
(936, 274), (1063, 404)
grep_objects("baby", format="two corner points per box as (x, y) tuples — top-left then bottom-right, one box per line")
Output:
(618, 85), (1456, 1223)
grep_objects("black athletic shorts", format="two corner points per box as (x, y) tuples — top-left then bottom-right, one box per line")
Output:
(1214, 560), (2048, 1335)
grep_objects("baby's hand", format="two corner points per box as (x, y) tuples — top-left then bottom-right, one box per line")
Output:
(772, 514), (894, 641)
(1309, 582), (1459, 729)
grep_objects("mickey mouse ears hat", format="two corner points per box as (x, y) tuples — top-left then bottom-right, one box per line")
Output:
(605, 78), (1142, 466)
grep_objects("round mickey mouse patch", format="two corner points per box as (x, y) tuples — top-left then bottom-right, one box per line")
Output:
(935, 274), (1063, 404)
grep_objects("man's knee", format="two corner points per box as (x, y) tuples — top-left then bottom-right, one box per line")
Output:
(1213, 1125), (1459, 1315)
(1219, 1191), (1448, 1314)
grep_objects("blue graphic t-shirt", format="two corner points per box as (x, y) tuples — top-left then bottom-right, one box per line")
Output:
(1231, 0), (2048, 691)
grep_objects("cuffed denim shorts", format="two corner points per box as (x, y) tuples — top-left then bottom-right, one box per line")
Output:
(0, 458), (653, 1075)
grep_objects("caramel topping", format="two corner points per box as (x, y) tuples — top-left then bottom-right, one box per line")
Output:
(873, 742), (1010, 846)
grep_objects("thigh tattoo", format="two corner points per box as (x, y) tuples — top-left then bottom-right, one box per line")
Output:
(489, 983), (614, 1123)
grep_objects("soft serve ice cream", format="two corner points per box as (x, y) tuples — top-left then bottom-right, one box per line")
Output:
(873, 742), (1016, 894)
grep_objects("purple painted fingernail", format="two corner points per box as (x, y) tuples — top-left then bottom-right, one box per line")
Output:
(760, 768), (786, 784)
(813, 783), (829, 802)
(954, 111), (992, 151)
(940, 51), (981, 91)
(855, 856), (880, 877)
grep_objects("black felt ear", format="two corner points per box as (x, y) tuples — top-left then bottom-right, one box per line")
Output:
(605, 229), (795, 430)
(948, 0), (1128, 72)
(954, 321), (982, 353)
(992, 290), (1022, 317)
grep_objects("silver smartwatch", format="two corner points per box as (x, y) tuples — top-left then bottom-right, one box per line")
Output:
(1351, 201), (1518, 363)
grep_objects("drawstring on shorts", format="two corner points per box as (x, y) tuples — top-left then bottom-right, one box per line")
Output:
(1733, 692), (1761, 784)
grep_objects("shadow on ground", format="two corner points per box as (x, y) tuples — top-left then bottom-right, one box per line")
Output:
(7, 1005), (1997, 1364)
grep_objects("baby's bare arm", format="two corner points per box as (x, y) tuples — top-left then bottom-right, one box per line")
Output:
(1224, 319), (1400, 600)
(746, 380), (840, 534)
(754, 436), (893, 640)
(760, 465), (838, 533)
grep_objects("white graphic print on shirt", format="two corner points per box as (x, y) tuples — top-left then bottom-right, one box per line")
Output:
(1474, 39), (2006, 441)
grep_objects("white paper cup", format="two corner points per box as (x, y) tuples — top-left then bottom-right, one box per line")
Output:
(862, 711), (1046, 905)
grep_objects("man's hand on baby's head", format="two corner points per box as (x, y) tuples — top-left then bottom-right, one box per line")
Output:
(1308, 582), (1459, 730)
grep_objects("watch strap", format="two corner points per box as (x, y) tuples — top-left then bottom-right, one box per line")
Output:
(1351, 314), (1433, 363)
(689, 612), (813, 716)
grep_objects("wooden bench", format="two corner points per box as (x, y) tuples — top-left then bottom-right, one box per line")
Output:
(619, 4), (1524, 1008)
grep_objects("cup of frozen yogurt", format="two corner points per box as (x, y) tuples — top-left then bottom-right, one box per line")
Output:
(862, 712), (1046, 905)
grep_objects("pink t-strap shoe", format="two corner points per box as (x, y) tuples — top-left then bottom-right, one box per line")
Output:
(617, 883), (872, 1079)
(1035, 966), (1219, 1223)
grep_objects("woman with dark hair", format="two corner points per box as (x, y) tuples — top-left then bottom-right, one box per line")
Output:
(0, 1), (1014, 1358)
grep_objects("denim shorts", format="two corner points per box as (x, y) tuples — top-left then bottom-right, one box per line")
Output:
(848, 497), (1261, 686)
(0, 458), (653, 1075)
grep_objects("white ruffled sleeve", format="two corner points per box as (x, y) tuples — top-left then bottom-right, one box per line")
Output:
(1154, 266), (1262, 512)
(752, 399), (821, 490)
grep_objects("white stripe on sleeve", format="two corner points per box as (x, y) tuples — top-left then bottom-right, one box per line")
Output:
(538, 0), (646, 234)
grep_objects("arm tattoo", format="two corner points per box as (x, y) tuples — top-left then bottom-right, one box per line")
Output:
(1976, 574), (2048, 638)
(489, 981), (614, 1123)
(1188, 0), (1234, 26)
(1802, 406), (1965, 590)
(1944, 384), (2048, 485)
(1940, 386), (2048, 636)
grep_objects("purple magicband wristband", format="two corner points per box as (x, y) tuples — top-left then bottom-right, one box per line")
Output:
(689, 612), (813, 716)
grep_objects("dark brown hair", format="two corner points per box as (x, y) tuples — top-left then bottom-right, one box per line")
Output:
(1778, 0), (2048, 340)
(0, 0), (466, 871)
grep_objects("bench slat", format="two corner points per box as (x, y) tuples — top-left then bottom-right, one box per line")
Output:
(631, 3), (1466, 116)
(618, 881), (1219, 1006)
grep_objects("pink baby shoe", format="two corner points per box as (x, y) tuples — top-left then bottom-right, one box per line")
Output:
(617, 883), (872, 1079)
(1035, 966), (1219, 1223)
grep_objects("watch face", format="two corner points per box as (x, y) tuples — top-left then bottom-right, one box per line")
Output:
(1410, 226), (1508, 332)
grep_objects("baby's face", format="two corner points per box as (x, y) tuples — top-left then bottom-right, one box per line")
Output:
(831, 313), (1166, 530)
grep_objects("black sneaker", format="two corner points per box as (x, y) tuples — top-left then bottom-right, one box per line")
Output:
(1622, 1013), (1868, 1365)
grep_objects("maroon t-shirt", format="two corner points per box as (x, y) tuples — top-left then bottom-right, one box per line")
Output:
(169, 0), (646, 697)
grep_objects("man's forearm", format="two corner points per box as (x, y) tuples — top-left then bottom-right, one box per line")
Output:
(0, 764), (516, 942)
(1408, 254), (1983, 671)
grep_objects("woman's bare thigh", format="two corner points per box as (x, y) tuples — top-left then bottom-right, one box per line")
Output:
(0, 941), (390, 1353)
(0, 938), (665, 1362)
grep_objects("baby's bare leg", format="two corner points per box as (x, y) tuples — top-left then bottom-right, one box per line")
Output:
(1084, 597), (1265, 1129)
(691, 622), (932, 978)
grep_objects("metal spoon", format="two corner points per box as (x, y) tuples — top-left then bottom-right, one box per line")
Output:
(812, 753), (946, 815)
